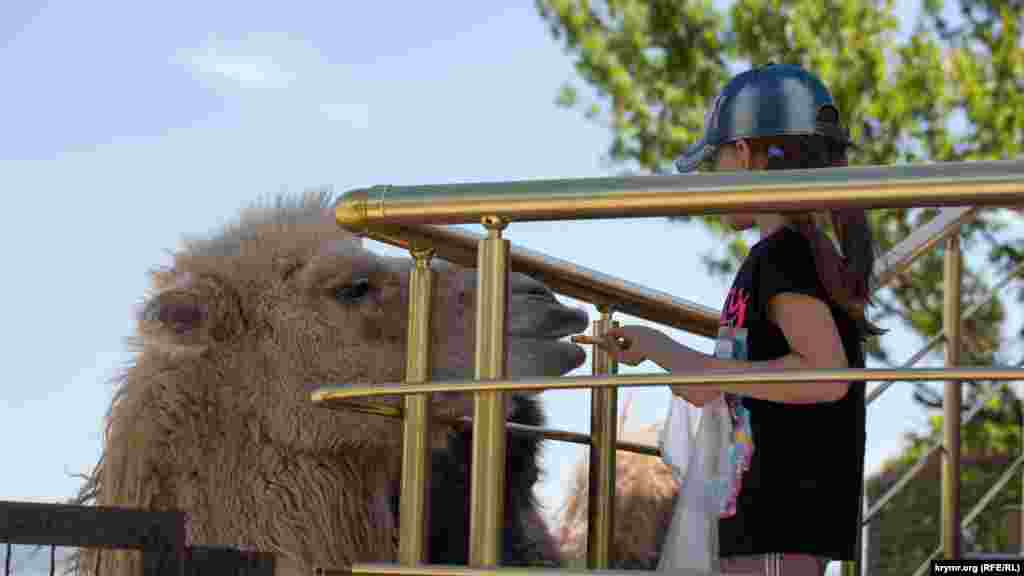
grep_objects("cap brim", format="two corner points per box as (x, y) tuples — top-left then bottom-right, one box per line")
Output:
(674, 139), (713, 173)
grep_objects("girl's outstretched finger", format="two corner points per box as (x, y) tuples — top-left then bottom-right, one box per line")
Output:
(572, 332), (631, 351)
(571, 335), (611, 349)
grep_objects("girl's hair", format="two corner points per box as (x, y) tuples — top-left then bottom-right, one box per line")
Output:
(746, 134), (886, 339)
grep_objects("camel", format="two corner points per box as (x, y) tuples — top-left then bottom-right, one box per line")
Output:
(73, 190), (589, 575)
(558, 421), (677, 570)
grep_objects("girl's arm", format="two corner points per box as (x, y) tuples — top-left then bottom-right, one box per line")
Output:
(648, 293), (851, 404)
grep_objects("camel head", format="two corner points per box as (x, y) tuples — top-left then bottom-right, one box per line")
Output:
(133, 191), (588, 452)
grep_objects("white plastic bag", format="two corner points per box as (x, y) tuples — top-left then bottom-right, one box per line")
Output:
(658, 394), (697, 481)
(657, 395), (734, 575)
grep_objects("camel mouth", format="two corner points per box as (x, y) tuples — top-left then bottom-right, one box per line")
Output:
(506, 336), (588, 378)
(562, 339), (587, 372)
(508, 303), (589, 375)
(509, 337), (587, 373)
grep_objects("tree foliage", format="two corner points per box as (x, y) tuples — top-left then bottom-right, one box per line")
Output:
(866, 383), (1024, 574)
(536, 0), (1024, 565)
(535, 0), (1024, 388)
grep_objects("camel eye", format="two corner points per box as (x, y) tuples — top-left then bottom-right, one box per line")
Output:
(334, 278), (372, 304)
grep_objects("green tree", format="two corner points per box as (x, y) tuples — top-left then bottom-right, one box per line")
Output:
(866, 383), (1024, 575)
(536, 0), (1024, 567)
(535, 0), (1023, 400)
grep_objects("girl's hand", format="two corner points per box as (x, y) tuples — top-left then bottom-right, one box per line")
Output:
(671, 385), (723, 407)
(574, 325), (724, 405)
(576, 325), (663, 366)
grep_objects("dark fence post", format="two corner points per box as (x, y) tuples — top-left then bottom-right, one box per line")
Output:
(0, 501), (275, 576)
(142, 524), (184, 576)
(0, 501), (185, 576)
(184, 546), (275, 576)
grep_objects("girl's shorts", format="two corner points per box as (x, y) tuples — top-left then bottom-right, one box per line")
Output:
(720, 553), (830, 575)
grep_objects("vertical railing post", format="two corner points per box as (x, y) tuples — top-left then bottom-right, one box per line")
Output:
(587, 309), (618, 569)
(398, 247), (435, 565)
(942, 234), (963, 559)
(468, 216), (510, 567)
(860, 487), (870, 576)
(843, 487), (867, 576)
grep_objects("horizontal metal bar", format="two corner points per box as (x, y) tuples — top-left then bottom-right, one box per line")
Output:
(863, 384), (1002, 524)
(500, 421), (659, 456)
(866, 335), (946, 405)
(865, 257), (1024, 405)
(911, 452), (1024, 576)
(318, 564), (717, 576)
(311, 367), (1024, 406)
(364, 223), (721, 338)
(335, 400), (662, 456)
(0, 500), (184, 552)
(336, 160), (1024, 227)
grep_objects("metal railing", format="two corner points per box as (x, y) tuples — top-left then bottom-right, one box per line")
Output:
(0, 500), (275, 576)
(0, 500), (185, 576)
(311, 159), (1024, 575)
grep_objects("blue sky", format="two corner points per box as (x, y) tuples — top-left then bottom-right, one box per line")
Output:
(1, 0), (1017, 573)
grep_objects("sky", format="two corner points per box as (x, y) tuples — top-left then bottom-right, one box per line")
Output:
(0, 0), (1017, 574)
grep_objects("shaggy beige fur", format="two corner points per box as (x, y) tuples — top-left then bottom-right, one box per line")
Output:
(72, 191), (585, 575)
(557, 414), (678, 569)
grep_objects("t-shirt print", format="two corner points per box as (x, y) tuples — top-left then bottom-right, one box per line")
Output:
(715, 287), (754, 518)
(715, 287), (750, 360)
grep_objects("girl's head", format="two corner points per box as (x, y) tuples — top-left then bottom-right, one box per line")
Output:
(678, 64), (883, 338)
(710, 138), (779, 231)
(712, 133), (849, 231)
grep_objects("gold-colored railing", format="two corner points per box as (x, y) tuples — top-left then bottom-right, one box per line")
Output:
(312, 159), (1024, 576)
(335, 161), (1023, 226)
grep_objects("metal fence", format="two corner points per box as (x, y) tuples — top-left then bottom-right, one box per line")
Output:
(311, 159), (1024, 575)
(0, 501), (273, 576)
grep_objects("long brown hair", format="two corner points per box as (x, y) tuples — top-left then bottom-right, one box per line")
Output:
(748, 134), (885, 339)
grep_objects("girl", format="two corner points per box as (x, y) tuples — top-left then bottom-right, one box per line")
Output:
(596, 64), (884, 576)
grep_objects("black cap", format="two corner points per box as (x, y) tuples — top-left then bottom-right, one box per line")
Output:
(675, 64), (850, 173)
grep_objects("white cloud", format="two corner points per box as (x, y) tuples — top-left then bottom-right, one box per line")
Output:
(191, 49), (295, 90)
(176, 32), (370, 129)
(178, 32), (302, 91)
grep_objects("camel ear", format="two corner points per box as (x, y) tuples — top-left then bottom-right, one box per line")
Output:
(138, 273), (243, 355)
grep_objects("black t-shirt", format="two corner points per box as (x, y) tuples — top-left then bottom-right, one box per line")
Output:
(715, 226), (866, 561)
